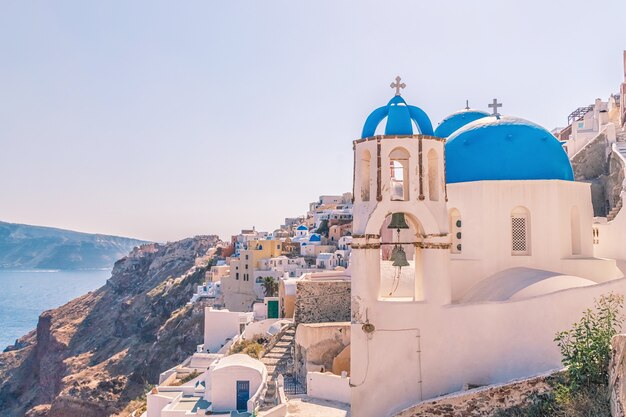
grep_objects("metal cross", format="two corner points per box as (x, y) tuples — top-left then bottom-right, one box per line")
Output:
(488, 98), (502, 116)
(465, 100), (470, 110)
(390, 76), (406, 96)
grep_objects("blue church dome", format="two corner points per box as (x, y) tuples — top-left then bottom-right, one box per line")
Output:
(309, 234), (321, 242)
(445, 116), (574, 184)
(361, 95), (434, 138)
(434, 109), (490, 138)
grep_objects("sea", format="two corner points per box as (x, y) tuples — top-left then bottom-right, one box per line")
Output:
(0, 269), (111, 350)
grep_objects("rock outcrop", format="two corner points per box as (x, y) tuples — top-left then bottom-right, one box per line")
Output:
(0, 235), (219, 417)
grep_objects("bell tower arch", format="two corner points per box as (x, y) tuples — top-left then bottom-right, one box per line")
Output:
(350, 80), (451, 417)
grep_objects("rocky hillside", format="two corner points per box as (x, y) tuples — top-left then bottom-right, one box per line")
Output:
(0, 221), (146, 270)
(0, 235), (219, 417)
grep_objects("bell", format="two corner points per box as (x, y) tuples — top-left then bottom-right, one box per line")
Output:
(387, 213), (409, 230)
(390, 245), (410, 267)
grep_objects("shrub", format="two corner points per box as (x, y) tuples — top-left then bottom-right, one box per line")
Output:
(554, 293), (624, 390)
(230, 339), (264, 359)
(496, 293), (622, 417)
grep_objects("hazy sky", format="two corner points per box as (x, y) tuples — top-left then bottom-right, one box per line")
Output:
(1, 1), (625, 242)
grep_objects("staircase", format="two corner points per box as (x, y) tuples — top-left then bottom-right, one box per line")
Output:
(260, 325), (296, 408)
(609, 141), (626, 222)
(616, 142), (626, 156)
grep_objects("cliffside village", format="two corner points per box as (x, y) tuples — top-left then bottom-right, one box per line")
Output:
(143, 52), (626, 417)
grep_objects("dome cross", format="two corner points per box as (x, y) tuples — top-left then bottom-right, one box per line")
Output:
(390, 76), (406, 96)
(488, 98), (503, 117)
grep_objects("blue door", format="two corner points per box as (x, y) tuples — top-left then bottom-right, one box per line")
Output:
(236, 380), (250, 411)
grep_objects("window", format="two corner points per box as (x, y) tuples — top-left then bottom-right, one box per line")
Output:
(450, 209), (461, 254)
(428, 149), (439, 201)
(578, 122), (584, 129)
(389, 147), (410, 201)
(236, 272), (240, 280)
(245, 255), (249, 260)
(361, 150), (371, 201)
(571, 206), (581, 255)
(511, 207), (530, 256)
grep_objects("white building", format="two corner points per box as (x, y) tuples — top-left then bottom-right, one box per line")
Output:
(202, 308), (253, 353)
(207, 354), (267, 413)
(560, 96), (620, 157)
(316, 252), (339, 269)
(207, 261), (230, 282)
(349, 78), (626, 417)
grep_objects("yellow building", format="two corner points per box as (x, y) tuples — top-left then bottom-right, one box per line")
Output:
(223, 240), (283, 311)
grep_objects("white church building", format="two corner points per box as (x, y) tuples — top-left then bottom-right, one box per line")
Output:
(349, 75), (626, 416)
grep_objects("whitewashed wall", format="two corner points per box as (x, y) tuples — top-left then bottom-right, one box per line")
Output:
(447, 180), (622, 300)
(350, 277), (626, 417)
(307, 372), (350, 404)
(203, 309), (241, 353)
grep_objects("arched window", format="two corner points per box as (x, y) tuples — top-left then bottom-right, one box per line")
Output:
(389, 147), (410, 201)
(449, 209), (462, 254)
(511, 206), (531, 256)
(428, 149), (439, 201)
(571, 206), (581, 255)
(361, 150), (371, 202)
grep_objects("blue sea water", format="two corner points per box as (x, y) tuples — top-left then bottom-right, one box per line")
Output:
(0, 269), (111, 350)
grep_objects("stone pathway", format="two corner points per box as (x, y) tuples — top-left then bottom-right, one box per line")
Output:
(260, 326), (296, 408)
(286, 396), (350, 417)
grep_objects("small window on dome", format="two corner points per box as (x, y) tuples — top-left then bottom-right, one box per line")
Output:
(511, 206), (531, 256)
(450, 209), (462, 254)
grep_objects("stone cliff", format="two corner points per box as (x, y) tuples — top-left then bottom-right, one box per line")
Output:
(0, 235), (219, 417)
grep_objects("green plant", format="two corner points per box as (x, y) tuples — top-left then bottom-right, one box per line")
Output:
(230, 339), (264, 359)
(554, 293), (624, 390)
(494, 383), (611, 417)
(261, 276), (278, 297)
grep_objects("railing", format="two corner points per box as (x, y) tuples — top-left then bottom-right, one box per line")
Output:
(567, 105), (594, 125)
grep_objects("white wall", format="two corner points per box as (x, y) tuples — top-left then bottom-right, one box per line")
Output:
(350, 277), (626, 417)
(204, 308), (241, 353)
(242, 319), (280, 340)
(307, 372), (350, 404)
(210, 366), (264, 412)
(147, 392), (178, 417)
(595, 192), (626, 261)
(447, 180), (622, 300)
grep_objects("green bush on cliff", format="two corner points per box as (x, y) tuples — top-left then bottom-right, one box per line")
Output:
(496, 293), (623, 417)
(555, 292), (623, 390)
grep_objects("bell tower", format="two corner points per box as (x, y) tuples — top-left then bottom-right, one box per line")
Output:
(350, 79), (451, 417)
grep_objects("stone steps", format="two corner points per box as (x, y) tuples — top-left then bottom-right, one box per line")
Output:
(260, 325), (297, 409)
